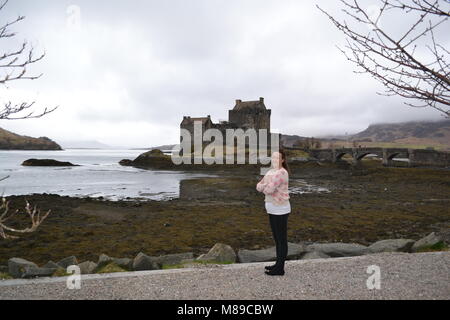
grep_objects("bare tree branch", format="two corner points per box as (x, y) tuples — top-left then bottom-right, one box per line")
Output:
(0, 197), (51, 240)
(317, 0), (450, 118)
(0, 0), (58, 120)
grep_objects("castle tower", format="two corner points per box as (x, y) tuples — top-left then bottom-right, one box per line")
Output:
(228, 97), (271, 131)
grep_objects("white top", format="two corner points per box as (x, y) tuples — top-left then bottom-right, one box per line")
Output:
(265, 200), (291, 215)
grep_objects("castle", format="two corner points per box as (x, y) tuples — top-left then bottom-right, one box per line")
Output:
(180, 97), (273, 147)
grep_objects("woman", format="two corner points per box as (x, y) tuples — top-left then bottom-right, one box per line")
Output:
(256, 149), (291, 276)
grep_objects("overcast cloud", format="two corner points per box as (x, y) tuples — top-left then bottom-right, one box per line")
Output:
(0, 0), (448, 148)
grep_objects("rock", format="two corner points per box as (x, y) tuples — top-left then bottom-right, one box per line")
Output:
(8, 258), (38, 278)
(368, 239), (415, 253)
(22, 267), (57, 279)
(113, 258), (132, 270)
(154, 252), (194, 266)
(78, 261), (98, 274)
(119, 159), (133, 166)
(97, 254), (132, 270)
(96, 262), (127, 274)
(43, 261), (60, 269)
(196, 243), (237, 263)
(57, 256), (79, 269)
(436, 229), (450, 245)
(301, 251), (331, 260)
(21, 158), (78, 166)
(412, 232), (444, 252)
(97, 254), (114, 269)
(132, 252), (161, 271)
(306, 242), (368, 257)
(130, 149), (172, 169)
(237, 242), (307, 263)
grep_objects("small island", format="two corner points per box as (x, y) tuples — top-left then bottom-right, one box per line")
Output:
(21, 159), (79, 166)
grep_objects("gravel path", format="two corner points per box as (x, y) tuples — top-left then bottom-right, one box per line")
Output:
(1, 252), (449, 300)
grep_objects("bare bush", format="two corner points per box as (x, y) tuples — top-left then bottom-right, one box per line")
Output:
(0, 197), (51, 239)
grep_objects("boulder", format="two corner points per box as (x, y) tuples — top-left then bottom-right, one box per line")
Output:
(22, 267), (57, 279)
(97, 254), (114, 269)
(306, 242), (368, 257)
(78, 261), (98, 275)
(43, 261), (60, 269)
(237, 242), (307, 263)
(196, 243), (236, 263)
(436, 229), (450, 245)
(57, 256), (79, 269)
(368, 239), (415, 253)
(300, 251), (331, 260)
(154, 252), (194, 266)
(96, 262), (127, 274)
(97, 254), (132, 270)
(412, 232), (444, 252)
(131, 149), (172, 169)
(8, 258), (38, 278)
(113, 258), (132, 270)
(132, 252), (161, 271)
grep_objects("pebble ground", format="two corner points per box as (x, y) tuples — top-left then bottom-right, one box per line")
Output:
(0, 252), (448, 300)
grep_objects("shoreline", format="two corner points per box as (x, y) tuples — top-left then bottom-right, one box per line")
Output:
(0, 160), (449, 268)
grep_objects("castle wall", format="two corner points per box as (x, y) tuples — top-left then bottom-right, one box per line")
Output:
(228, 109), (271, 131)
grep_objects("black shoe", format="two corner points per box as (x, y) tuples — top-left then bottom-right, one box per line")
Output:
(264, 268), (285, 276)
(265, 264), (276, 271)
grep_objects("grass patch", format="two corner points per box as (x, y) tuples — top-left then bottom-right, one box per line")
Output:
(52, 268), (72, 277)
(161, 263), (186, 270)
(96, 262), (127, 274)
(0, 272), (12, 280)
(416, 241), (449, 252)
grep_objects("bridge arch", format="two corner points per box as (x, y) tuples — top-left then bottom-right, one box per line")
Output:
(335, 152), (352, 161)
(356, 152), (374, 161)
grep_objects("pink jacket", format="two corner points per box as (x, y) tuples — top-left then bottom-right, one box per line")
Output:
(256, 167), (290, 205)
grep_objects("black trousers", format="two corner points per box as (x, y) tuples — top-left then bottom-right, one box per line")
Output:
(268, 213), (289, 270)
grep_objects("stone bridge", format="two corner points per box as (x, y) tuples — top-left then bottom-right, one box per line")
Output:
(285, 147), (450, 167)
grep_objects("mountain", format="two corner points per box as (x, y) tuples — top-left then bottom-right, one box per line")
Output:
(131, 144), (178, 151)
(282, 119), (450, 150)
(0, 127), (62, 150)
(280, 134), (310, 147)
(349, 119), (450, 146)
(58, 140), (115, 149)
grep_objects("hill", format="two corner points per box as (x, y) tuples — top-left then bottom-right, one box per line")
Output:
(348, 119), (450, 150)
(0, 127), (62, 150)
(309, 120), (450, 150)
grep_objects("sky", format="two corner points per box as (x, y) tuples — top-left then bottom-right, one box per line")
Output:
(0, 0), (448, 148)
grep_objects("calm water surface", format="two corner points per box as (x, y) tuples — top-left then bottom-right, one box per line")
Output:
(0, 149), (329, 201)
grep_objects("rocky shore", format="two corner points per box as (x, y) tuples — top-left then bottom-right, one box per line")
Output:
(0, 159), (449, 279)
(1, 231), (448, 280)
